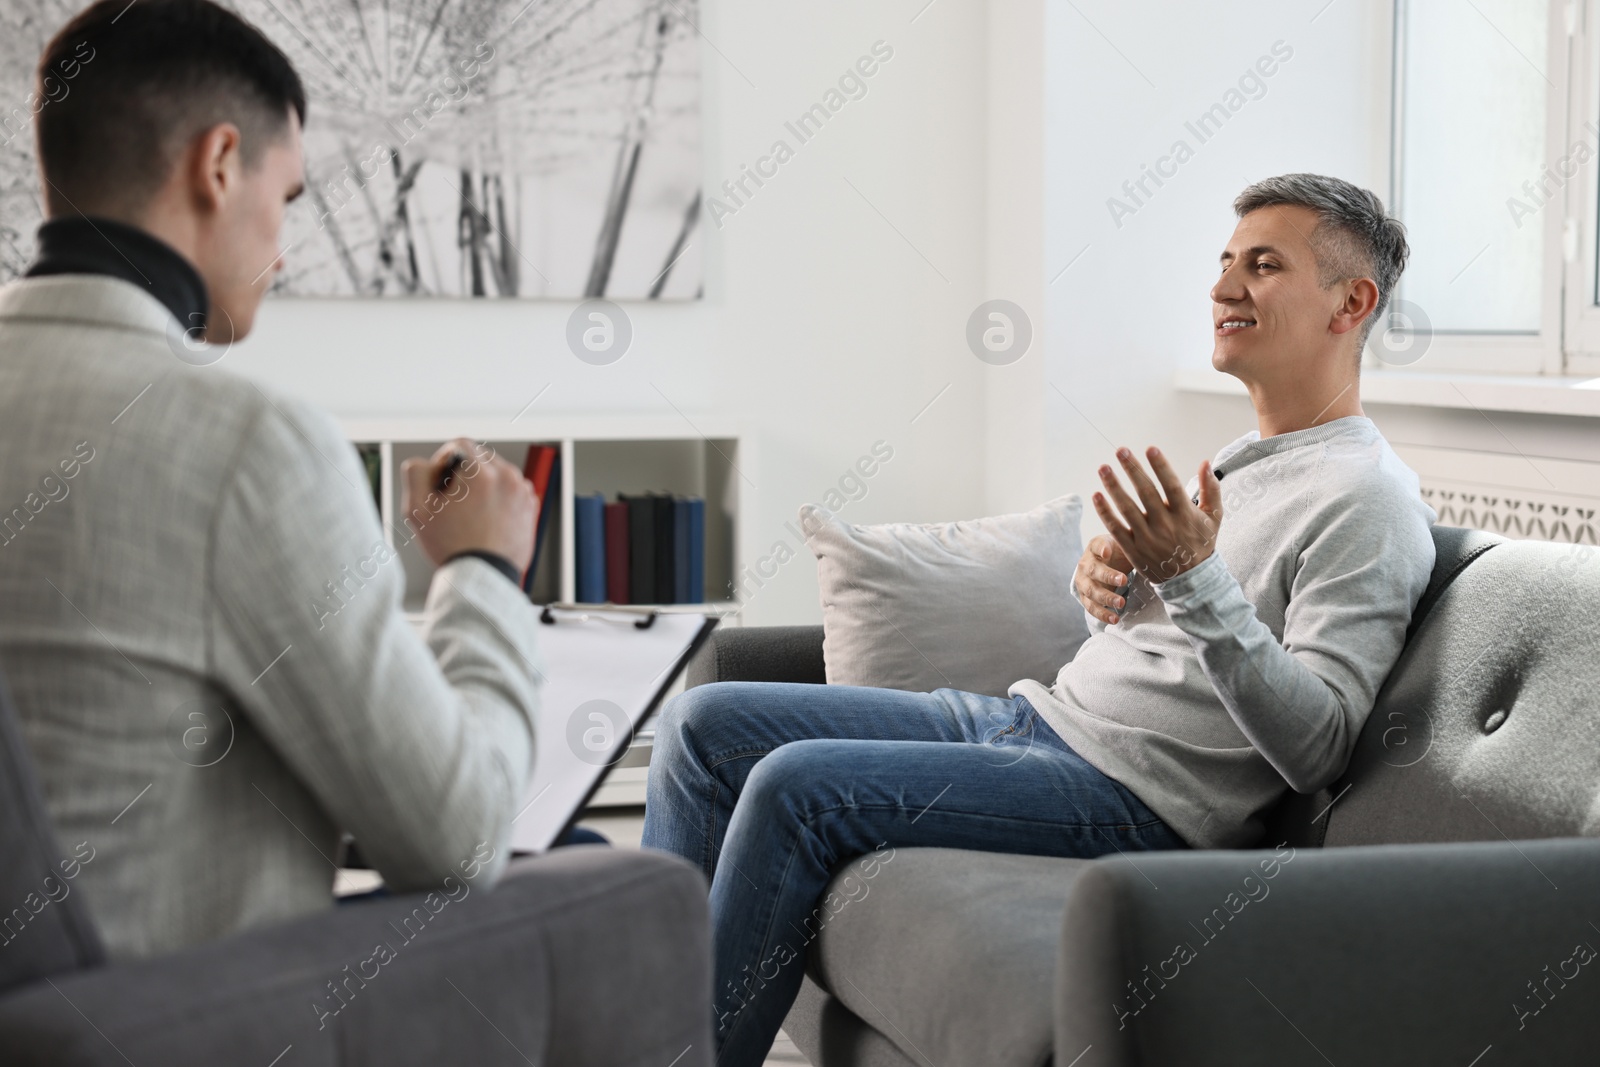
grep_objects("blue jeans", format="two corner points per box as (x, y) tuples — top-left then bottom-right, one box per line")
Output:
(640, 681), (1189, 1067)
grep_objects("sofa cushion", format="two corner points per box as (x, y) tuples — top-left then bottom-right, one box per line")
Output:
(1328, 537), (1600, 845)
(803, 846), (1091, 1067)
(783, 977), (924, 1067)
(800, 495), (1090, 697)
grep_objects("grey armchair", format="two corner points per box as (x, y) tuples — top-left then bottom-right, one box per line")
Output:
(0, 669), (714, 1067)
(685, 525), (1600, 1066)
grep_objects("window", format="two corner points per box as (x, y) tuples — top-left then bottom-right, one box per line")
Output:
(1387, 0), (1592, 376)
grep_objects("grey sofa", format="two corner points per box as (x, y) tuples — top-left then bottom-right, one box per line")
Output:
(685, 525), (1600, 1066)
(0, 668), (713, 1067)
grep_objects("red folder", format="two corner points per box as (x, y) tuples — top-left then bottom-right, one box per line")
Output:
(521, 445), (558, 587)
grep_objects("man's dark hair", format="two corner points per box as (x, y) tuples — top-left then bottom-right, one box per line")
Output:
(1233, 173), (1409, 354)
(35, 0), (306, 216)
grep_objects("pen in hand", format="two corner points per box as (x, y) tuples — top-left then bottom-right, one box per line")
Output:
(435, 450), (468, 494)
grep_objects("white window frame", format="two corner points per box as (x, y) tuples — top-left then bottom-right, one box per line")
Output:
(1385, 0), (1570, 377)
(1561, 0), (1600, 374)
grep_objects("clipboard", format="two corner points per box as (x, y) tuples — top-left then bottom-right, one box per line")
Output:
(509, 603), (720, 854)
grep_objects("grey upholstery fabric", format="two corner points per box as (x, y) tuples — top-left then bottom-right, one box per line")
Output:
(686, 625), (828, 688)
(0, 670), (104, 996)
(1056, 838), (1600, 1066)
(785, 978), (922, 1067)
(1327, 534), (1595, 845)
(0, 847), (713, 1067)
(792, 849), (1093, 1067)
(1398, 525), (1505, 644)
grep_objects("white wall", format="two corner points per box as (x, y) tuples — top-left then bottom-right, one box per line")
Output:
(982, 0), (1048, 516)
(1041, 0), (1393, 508)
(226, 0), (1009, 626)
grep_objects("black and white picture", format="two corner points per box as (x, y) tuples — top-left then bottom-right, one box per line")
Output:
(0, 0), (703, 300)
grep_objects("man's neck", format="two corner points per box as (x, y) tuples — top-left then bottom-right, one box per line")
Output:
(1241, 374), (1365, 438)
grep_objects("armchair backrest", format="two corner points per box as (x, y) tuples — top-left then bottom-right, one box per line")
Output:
(1326, 527), (1600, 846)
(0, 667), (105, 994)
(1258, 525), (1506, 848)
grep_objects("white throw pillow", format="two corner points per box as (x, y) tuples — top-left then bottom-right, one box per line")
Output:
(799, 495), (1091, 697)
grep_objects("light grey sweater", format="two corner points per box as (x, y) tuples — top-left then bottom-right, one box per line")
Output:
(1011, 415), (1437, 850)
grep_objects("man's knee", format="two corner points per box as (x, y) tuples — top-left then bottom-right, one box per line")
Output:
(655, 682), (741, 759)
(738, 741), (821, 822)
(660, 682), (729, 736)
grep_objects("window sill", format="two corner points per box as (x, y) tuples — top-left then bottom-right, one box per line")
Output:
(1172, 367), (1600, 418)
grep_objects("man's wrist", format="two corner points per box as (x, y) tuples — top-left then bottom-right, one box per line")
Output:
(443, 549), (522, 587)
(1151, 549), (1228, 606)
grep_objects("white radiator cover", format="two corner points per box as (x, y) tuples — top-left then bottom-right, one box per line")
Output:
(1393, 444), (1600, 546)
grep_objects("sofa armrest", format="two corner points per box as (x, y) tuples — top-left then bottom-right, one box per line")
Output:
(0, 847), (711, 1067)
(1057, 837), (1600, 1067)
(686, 625), (826, 687)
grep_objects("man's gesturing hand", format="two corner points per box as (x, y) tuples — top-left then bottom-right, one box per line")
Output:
(1092, 445), (1223, 586)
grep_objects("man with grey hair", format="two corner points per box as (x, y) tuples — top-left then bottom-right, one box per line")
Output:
(644, 172), (1438, 1067)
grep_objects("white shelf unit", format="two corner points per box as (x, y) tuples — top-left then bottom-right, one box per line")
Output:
(342, 415), (747, 807)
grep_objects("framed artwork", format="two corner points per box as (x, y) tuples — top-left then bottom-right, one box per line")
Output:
(0, 0), (703, 300)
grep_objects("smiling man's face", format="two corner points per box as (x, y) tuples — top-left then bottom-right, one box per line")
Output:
(1210, 203), (1354, 380)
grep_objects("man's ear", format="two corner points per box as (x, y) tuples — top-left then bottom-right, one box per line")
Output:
(1329, 277), (1380, 337)
(186, 122), (244, 213)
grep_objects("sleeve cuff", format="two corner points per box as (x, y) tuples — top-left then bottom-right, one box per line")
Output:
(1150, 549), (1231, 609)
(423, 555), (544, 676)
(443, 549), (522, 588)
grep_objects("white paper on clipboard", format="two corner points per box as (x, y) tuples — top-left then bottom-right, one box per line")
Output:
(509, 606), (717, 854)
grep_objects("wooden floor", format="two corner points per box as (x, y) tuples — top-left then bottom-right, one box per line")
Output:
(577, 807), (812, 1066)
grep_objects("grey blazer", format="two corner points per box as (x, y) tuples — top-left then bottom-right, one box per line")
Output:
(0, 275), (543, 960)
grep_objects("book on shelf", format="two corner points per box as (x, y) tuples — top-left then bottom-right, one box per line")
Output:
(651, 494), (673, 604)
(522, 445), (559, 594)
(621, 492), (654, 606)
(673, 497), (690, 605)
(575, 491), (707, 605)
(574, 492), (606, 603)
(604, 501), (630, 605)
(685, 496), (705, 604)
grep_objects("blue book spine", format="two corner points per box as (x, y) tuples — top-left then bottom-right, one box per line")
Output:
(687, 497), (705, 604)
(575, 492), (606, 603)
(673, 497), (690, 604)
